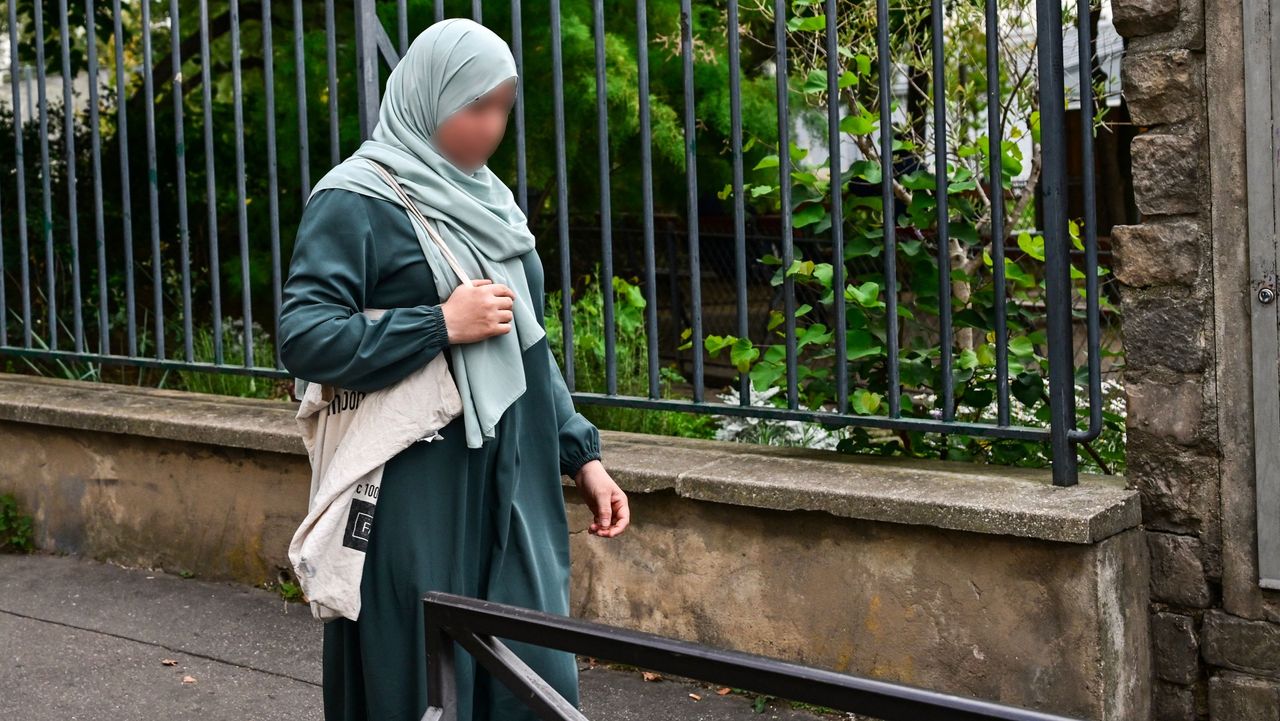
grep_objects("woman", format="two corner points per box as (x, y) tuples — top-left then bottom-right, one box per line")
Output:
(279, 18), (630, 721)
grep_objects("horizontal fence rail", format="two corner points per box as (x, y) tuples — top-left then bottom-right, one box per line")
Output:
(420, 591), (1087, 721)
(0, 0), (1106, 484)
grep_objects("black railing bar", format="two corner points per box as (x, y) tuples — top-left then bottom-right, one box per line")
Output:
(824, 0), (848, 414)
(1034, 0), (1079, 485)
(199, 0), (225, 365)
(397, 0), (409, 55)
(550, 0), (576, 391)
(57, 0), (85, 354)
(141, 0), (166, 359)
(262, 0), (283, 370)
(679, 0), (704, 403)
(230, 0), (254, 367)
(592, 0), (617, 397)
(985, 0), (1011, 428)
(931, 0), (954, 423)
(1068, 1), (1102, 443)
(433, 0), (444, 24)
(6, 0), (27, 348)
(423, 593), (1084, 721)
(511, 0), (528, 215)
(877, 0), (900, 418)
(635, 0), (660, 400)
(86, 0), (109, 356)
(727, 0), (749, 407)
(170, 0), (194, 363)
(472, 0), (481, 22)
(110, 0), (137, 357)
(33, 0), (55, 350)
(375, 19), (400, 67)
(442, 628), (587, 721)
(293, 0), (311, 201)
(773, 0), (798, 411)
(325, 0), (340, 166)
(0, 347), (290, 378)
(564, 391), (1050, 440)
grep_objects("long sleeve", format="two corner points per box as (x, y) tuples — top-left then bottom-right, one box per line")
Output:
(546, 342), (602, 479)
(279, 189), (451, 394)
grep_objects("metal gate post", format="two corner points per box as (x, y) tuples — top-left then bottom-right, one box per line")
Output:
(1034, 0), (1079, 486)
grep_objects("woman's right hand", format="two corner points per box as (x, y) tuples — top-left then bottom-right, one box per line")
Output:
(439, 278), (516, 344)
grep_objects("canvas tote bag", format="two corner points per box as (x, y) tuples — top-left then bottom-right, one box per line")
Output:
(288, 160), (472, 621)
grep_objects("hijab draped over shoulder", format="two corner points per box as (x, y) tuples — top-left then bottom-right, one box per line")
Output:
(307, 17), (544, 449)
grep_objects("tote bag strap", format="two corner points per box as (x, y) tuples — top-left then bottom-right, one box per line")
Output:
(365, 158), (473, 286)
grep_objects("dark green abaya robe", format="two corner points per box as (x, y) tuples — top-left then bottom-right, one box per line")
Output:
(279, 187), (601, 721)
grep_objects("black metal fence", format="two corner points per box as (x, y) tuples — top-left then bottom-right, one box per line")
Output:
(420, 590), (1087, 720)
(0, 0), (1105, 485)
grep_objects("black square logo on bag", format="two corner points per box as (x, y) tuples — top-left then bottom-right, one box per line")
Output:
(343, 498), (376, 552)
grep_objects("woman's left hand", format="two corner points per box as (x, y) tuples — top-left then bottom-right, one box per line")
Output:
(573, 460), (629, 538)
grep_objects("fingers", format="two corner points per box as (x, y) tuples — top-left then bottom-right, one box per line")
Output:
(471, 278), (494, 286)
(593, 492), (613, 530)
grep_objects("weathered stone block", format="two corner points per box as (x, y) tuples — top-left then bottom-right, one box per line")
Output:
(1202, 611), (1280, 679)
(1208, 670), (1280, 719)
(1153, 611), (1201, 683)
(1127, 430), (1218, 535)
(1122, 50), (1201, 126)
(1153, 679), (1197, 721)
(1148, 531), (1211, 607)
(1112, 0), (1179, 37)
(1126, 375), (1204, 446)
(1131, 134), (1203, 215)
(1120, 286), (1208, 373)
(1111, 220), (1202, 287)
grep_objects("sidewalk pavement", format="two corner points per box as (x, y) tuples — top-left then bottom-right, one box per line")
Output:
(0, 551), (845, 720)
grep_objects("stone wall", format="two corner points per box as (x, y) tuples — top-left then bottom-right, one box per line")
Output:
(0, 373), (1149, 719)
(1115, 0), (1280, 717)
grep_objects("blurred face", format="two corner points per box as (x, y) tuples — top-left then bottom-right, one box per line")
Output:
(433, 77), (517, 174)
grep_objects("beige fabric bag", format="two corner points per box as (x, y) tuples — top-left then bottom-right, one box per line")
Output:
(288, 163), (472, 621)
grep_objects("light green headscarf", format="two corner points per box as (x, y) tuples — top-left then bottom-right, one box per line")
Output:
(303, 17), (544, 449)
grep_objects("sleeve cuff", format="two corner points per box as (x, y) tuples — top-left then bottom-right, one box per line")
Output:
(559, 412), (602, 479)
(421, 303), (450, 351)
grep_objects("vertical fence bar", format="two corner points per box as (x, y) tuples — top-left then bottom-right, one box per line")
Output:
(680, 0), (703, 402)
(58, 0), (84, 353)
(263, 0), (282, 368)
(511, 0), (527, 214)
(930, 0), (953, 422)
(984, 0), (1010, 427)
(142, 0), (166, 359)
(638, 0), (659, 399)
(34, 0), (56, 350)
(230, 0), (255, 365)
(397, 0), (409, 54)
(550, 0), (575, 389)
(8, 0), (31, 348)
(169, 0), (194, 362)
(86, 0), (109, 355)
(1034, 0), (1079, 485)
(199, 0), (224, 364)
(727, 0), (747, 406)
(326, 0), (340, 166)
(591, 0), (616, 396)
(824, 0), (847, 414)
(434, 0), (444, 24)
(773, 0), (797, 409)
(1069, 0), (1103, 443)
(294, 0), (312, 201)
(876, 0), (901, 417)
(110, 0), (137, 356)
(355, 0), (380, 139)
(472, 0), (482, 22)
